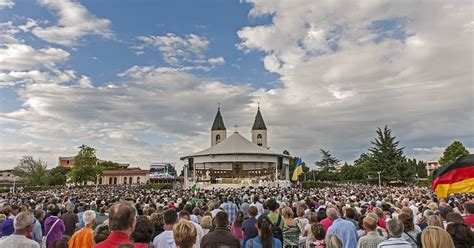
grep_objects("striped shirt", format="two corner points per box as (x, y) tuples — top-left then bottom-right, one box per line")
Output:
(357, 231), (385, 248)
(377, 237), (412, 248)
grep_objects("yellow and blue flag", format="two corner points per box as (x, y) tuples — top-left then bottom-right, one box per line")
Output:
(291, 158), (303, 181)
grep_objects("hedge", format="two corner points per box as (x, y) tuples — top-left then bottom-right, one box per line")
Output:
(141, 183), (173, 190)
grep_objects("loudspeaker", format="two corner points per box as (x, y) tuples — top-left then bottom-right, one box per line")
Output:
(188, 158), (194, 171)
(278, 157), (283, 170)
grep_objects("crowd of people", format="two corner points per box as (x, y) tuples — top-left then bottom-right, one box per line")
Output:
(0, 183), (473, 248)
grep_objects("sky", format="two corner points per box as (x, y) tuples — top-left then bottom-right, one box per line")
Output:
(0, 0), (473, 171)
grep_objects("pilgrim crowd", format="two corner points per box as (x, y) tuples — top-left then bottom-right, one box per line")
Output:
(0, 184), (473, 248)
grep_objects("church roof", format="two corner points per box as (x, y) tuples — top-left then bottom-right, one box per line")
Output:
(182, 132), (288, 159)
(252, 108), (267, 130)
(211, 108), (226, 130)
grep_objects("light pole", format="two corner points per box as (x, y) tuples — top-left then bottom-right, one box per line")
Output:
(377, 171), (382, 188)
(13, 176), (16, 193)
(96, 174), (100, 191)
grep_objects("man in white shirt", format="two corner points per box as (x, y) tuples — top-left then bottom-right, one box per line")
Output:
(153, 209), (178, 248)
(250, 196), (264, 217)
(0, 212), (39, 248)
(377, 219), (411, 248)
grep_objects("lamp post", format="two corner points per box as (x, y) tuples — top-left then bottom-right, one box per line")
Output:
(13, 176), (16, 193)
(377, 171), (382, 188)
(96, 174), (100, 191)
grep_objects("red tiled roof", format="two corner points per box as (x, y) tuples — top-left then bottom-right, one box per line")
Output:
(103, 169), (149, 176)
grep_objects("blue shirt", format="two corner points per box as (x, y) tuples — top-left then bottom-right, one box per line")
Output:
(244, 236), (282, 248)
(1, 217), (14, 237)
(327, 218), (358, 248)
(31, 218), (42, 243)
(220, 201), (238, 223)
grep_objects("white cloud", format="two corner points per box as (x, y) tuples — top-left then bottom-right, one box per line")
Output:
(0, 43), (70, 71)
(237, 0), (473, 162)
(0, 69), (76, 88)
(0, 0), (14, 9)
(31, 0), (113, 46)
(137, 33), (209, 65)
(0, 66), (253, 168)
(208, 57), (225, 66)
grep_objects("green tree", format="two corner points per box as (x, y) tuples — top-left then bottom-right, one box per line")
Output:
(367, 126), (413, 183)
(13, 156), (48, 186)
(438, 141), (469, 166)
(98, 160), (121, 170)
(315, 149), (340, 172)
(71, 145), (100, 184)
(47, 166), (71, 186)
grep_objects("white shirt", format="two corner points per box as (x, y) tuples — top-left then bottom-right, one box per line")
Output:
(211, 208), (222, 218)
(190, 221), (203, 248)
(153, 230), (176, 248)
(250, 202), (264, 217)
(0, 234), (40, 248)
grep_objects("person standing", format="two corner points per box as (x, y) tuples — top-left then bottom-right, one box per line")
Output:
(174, 221), (197, 248)
(242, 206), (259, 247)
(220, 197), (238, 223)
(200, 211), (240, 248)
(244, 215), (282, 248)
(377, 219), (411, 248)
(0, 212), (39, 248)
(44, 207), (65, 247)
(357, 216), (385, 248)
(68, 210), (96, 248)
(153, 209), (178, 248)
(326, 207), (357, 248)
(62, 203), (79, 237)
(93, 202), (139, 248)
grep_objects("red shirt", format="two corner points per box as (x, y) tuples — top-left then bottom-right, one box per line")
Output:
(93, 231), (142, 248)
(320, 218), (333, 231)
(464, 214), (474, 229)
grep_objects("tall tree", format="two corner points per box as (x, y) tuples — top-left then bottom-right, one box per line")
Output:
(438, 141), (470, 166)
(315, 149), (340, 172)
(71, 145), (100, 184)
(47, 166), (71, 186)
(13, 156), (48, 186)
(367, 126), (413, 182)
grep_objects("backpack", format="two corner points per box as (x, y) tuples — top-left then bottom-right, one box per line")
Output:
(271, 215), (283, 244)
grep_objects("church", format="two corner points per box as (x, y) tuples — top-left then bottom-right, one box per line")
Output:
(180, 106), (291, 188)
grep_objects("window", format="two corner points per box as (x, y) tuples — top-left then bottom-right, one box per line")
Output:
(99, 177), (102, 185)
(109, 177), (112, 185)
(137, 177), (140, 184)
(257, 134), (263, 146)
(129, 177), (132, 184)
(124, 177), (127, 184)
(216, 134), (221, 143)
(66, 160), (69, 164)
(114, 177), (117, 185)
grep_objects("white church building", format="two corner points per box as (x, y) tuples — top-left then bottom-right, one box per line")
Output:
(181, 107), (290, 188)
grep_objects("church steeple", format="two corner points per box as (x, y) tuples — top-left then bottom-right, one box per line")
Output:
(252, 105), (267, 130)
(251, 104), (267, 147)
(211, 104), (226, 146)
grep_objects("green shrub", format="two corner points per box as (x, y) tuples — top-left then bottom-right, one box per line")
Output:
(142, 183), (172, 190)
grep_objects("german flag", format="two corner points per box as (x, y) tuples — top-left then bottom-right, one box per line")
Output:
(432, 154), (474, 198)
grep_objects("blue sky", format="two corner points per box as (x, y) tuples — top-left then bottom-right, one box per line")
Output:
(0, 0), (472, 169)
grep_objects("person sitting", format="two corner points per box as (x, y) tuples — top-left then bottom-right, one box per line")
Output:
(174, 221), (197, 248)
(153, 209), (178, 248)
(377, 219), (411, 248)
(131, 216), (154, 248)
(93, 202), (139, 248)
(69, 210), (96, 248)
(421, 226), (455, 248)
(200, 211), (240, 248)
(0, 211), (39, 248)
(357, 216), (385, 248)
(244, 215), (282, 248)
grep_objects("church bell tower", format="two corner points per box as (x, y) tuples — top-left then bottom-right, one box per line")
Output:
(251, 105), (267, 148)
(211, 105), (226, 146)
